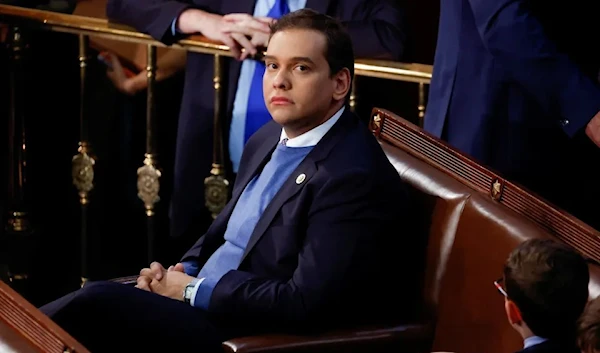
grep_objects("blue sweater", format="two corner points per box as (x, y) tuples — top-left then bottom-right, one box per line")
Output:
(193, 142), (313, 308)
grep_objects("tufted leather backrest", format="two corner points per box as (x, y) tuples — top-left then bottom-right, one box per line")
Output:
(372, 108), (600, 353)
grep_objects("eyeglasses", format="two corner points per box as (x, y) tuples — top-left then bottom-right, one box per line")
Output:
(494, 277), (508, 297)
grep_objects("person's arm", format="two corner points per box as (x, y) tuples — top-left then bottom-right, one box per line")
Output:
(468, 0), (600, 139)
(106, 0), (263, 59)
(105, 0), (203, 44)
(341, 0), (407, 60)
(203, 170), (401, 324)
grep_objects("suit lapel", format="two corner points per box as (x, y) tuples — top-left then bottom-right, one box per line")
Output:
(241, 158), (316, 262)
(240, 109), (356, 262)
(230, 122), (280, 206)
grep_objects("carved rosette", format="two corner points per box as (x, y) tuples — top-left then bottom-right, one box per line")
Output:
(490, 178), (504, 201)
(204, 165), (229, 219)
(137, 155), (161, 216)
(371, 114), (382, 134)
(71, 144), (95, 205)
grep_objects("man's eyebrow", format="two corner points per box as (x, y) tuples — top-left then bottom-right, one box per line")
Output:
(263, 55), (315, 64)
(290, 56), (315, 64)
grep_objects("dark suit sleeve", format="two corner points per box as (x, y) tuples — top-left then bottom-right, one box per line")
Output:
(468, 0), (600, 136)
(341, 0), (406, 60)
(105, 0), (218, 44)
(207, 170), (396, 325)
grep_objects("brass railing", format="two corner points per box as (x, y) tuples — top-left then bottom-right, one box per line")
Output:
(0, 4), (433, 284)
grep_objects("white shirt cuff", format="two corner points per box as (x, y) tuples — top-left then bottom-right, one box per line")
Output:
(190, 277), (205, 307)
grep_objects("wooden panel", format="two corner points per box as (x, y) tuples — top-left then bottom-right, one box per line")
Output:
(0, 280), (89, 353)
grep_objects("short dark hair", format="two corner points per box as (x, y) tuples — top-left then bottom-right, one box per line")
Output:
(269, 8), (355, 85)
(504, 239), (589, 340)
(578, 297), (600, 353)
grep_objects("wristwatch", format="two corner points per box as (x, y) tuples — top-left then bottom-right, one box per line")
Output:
(183, 278), (200, 304)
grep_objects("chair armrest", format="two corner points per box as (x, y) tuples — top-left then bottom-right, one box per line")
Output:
(222, 324), (433, 353)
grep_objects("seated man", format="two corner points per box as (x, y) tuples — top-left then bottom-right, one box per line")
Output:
(577, 296), (600, 353)
(39, 9), (420, 352)
(495, 239), (589, 353)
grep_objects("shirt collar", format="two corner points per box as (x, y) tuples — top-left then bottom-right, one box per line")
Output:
(279, 106), (345, 147)
(523, 336), (548, 349)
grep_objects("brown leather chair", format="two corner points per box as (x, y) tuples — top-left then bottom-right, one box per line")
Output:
(112, 108), (600, 353)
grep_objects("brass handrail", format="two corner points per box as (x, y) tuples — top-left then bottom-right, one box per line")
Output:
(0, 4), (433, 82)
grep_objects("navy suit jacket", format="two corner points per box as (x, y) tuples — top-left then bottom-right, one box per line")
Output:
(176, 109), (419, 333)
(106, 0), (407, 239)
(423, 0), (600, 227)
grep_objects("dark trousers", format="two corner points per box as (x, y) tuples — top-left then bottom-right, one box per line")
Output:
(39, 281), (225, 353)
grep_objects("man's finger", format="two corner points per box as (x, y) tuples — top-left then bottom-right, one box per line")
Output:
(136, 276), (151, 291)
(173, 263), (185, 272)
(221, 35), (243, 60)
(222, 13), (253, 22)
(251, 34), (269, 49)
(228, 20), (270, 35)
(140, 267), (153, 277)
(231, 32), (256, 57)
(222, 14), (271, 34)
(256, 16), (277, 24)
(150, 262), (165, 280)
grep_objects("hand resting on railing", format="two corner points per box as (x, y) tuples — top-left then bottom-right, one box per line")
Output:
(175, 9), (273, 60)
(105, 49), (187, 95)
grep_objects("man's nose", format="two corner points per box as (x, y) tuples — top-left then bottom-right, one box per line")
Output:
(272, 70), (290, 89)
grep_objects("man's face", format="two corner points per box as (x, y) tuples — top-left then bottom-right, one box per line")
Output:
(263, 29), (346, 137)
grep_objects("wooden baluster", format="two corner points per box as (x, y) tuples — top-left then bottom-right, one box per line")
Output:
(418, 82), (426, 127)
(5, 26), (32, 289)
(349, 77), (358, 113)
(204, 54), (229, 219)
(71, 34), (95, 287)
(137, 44), (160, 263)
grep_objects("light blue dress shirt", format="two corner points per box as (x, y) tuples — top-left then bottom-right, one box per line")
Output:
(523, 335), (548, 349)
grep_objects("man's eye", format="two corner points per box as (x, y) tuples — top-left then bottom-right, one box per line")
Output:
(267, 63), (278, 69)
(295, 65), (308, 71)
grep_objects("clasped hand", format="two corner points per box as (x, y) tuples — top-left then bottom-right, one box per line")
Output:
(178, 10), (275, 60)
(136, 261), (195, 301)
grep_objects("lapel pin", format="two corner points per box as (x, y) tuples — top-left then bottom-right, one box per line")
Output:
(296, 173), (306, 184)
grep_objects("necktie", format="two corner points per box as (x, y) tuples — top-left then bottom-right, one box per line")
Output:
(244, 0), (290, 144)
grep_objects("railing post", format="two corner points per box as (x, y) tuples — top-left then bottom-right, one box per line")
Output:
(71, 34), (95, 287)
(4, 25), (33, 290)
(137, 44), (161, 264)
(418, 82), (426, 127)
(349, 77), (357, 113)
(204, 54), (229, 219)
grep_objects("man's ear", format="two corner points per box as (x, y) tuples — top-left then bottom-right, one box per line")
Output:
(505, 299), (523, 325)
(332, 68), (351, 101)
